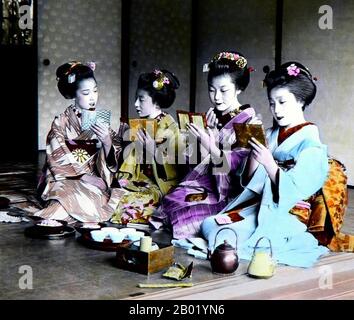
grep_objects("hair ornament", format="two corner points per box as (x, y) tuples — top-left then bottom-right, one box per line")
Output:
(203, 51), (248, 72)
(68, 73), (76, 84)
(287, 63), (301, 77)
(86, 61), (96, 71)
(152, 69), (170, 90)
(213, 52), (248, 69)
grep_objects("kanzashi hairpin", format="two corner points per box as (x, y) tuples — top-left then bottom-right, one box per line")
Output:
(287, 64), (301, 77)
(153, 70), (170, 90)
(68, 73), (76, 83)
(86, 61), (96, 71)
(203, 52), (248, 72)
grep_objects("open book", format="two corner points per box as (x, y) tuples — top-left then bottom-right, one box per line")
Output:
(128, 118), (158, 141)
(233, 123), (267, 148)
(177, 110), (207, 132)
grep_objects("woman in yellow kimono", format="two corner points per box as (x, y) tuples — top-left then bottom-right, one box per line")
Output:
(111, 69), (181, 224)
(35, 61), (124, 223)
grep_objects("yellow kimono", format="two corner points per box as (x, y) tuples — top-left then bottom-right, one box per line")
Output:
(111, 113), (180, 224)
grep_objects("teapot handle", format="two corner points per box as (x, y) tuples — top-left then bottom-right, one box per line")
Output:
(213, 227), (238, 251)
(252, 236), (273, 257)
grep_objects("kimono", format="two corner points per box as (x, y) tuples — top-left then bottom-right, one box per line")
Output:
(35, 105), (124, 223)
(201, 123), (330, 268)
(153, 105), (256, 239)
(110, 113), (180, 224)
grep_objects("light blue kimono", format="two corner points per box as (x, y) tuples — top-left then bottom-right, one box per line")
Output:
(201, 124), (330, 268)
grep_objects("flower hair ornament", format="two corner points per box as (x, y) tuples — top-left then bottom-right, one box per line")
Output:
(287, 64), (301, 77)
(286, 63), (318, 81)
(60, 61), (96, 83)
(152, 69), (170, 90)
(262, 63), (318, 87)
(203, 51), (248, 72)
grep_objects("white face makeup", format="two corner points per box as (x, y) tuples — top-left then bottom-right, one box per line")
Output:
(75, 78), (98, 110)
(208, 74), (241, 115)
(135, 89), (161, 119)
(269, 87), (305, 129)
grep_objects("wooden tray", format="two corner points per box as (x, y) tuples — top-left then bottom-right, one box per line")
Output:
(24, 226), (76, 240)
(77, 233), (132, 252)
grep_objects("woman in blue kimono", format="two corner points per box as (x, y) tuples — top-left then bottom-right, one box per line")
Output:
(201, 62), (330, 268)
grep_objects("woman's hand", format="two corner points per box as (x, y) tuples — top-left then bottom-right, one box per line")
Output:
(206, 107), (219, 129)
(91, 122), (112, 157)
(136, 128), (156, 157)
(206, 107), (220, 139)
(248, 137), (278, 183)
(187, 123), (221, 159)
(80, 174), (107, 191)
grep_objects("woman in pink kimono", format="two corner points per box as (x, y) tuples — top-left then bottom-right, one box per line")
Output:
(152, 51), (259, 239)
(35, 61), (124, 223)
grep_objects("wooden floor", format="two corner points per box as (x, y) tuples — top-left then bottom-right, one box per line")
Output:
(0, 156), (353, 300)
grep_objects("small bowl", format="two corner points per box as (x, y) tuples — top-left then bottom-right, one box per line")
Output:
(119, 227), (136, 235)
(101, 227), (120, 236)
(33, 219), (67, 234)
(126, 231), (145, 242)
(90, 230), (106, 242)
(109, 233), (125, 243)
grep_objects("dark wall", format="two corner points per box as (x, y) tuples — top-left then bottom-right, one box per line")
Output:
(1, 45), (37, 161)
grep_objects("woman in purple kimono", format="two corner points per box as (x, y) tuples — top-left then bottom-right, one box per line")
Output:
(151, 51), (258, 239)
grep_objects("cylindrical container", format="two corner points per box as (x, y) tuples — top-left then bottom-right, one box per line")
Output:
(140, 236), (152, 253)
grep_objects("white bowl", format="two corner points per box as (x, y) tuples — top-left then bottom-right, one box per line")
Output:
(109, 233), (125, 243)
(90, 230), (106, 242)
(119, 228), (136, 235)
(101, 227), (120, 236)
(126, 231), (145, 242)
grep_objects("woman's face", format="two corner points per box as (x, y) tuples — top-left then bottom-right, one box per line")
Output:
(269, 87), (304, 129)
(75, 78), (98, 110)
(135, 89), (160, 118)
(208, 74), (240, 114)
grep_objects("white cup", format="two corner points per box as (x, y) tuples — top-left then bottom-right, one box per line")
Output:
(109, 232), (125, 243)
(119, 228), (136, 235)
(140, 236), (152, 253)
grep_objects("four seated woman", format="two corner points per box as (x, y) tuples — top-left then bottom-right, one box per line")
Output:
(36, 58), (353, 265)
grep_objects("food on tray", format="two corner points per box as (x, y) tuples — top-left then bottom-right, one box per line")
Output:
(37, 219), (63, 227)
(81, 223), (101, 229)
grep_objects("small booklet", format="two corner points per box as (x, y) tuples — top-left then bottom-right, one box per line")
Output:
(128, 118), (158, 141)
(176, 110), (207, 132)
(233, 123), (267, 148)
(81, 109), (111, 131)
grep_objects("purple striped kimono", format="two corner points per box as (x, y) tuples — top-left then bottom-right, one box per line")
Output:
(152, 106), (256, 239)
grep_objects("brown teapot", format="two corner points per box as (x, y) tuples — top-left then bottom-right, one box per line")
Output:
(207, 227), (239, 274)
